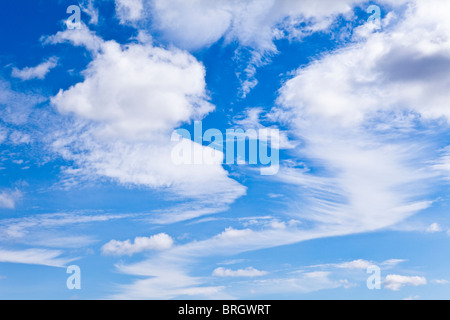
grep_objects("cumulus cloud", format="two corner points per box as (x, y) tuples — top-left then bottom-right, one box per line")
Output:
(432, 279), (449, 285)
(384, 274), (427, 291)
(144, 0), (404, 51)
(102, 233), (174, 256)
(11, 58), (58, 80)
(212, 267), (268, 277)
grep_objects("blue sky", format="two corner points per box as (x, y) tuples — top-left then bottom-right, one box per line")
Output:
(0, 0), (450, 300)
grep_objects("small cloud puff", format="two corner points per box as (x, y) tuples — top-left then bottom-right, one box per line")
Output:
(102, 233), (174, 256)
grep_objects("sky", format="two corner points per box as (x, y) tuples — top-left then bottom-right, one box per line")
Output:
(0, 0), (450, 300)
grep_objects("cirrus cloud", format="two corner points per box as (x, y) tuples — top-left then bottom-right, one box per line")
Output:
(212, 267), (268, 278)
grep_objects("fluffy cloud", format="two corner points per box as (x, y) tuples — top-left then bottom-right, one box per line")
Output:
(335, 259), (374, 270)
(102, 233), (174, 256)
(118, 0), (410, 96)
(11, 57), (58, 81)
(48, 27), (246, 214)
(0, 189), (22, 209)
(0, 212), (128, 239)
(212, 267), (268, 277)
(384, 274), (427, 291)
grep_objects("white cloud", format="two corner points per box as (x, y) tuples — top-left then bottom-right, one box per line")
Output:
(432, 279), (449, 285)
(0, 81), (44, 125)
(80, 0), (99, 25)
(212, 267), (268, 277)
(0, 189), (22, 209)
(52, 40), (213, 138)
(0, 248), (73, 267)
(426, 222), (443, 233)
(145, 0), (401, 51)
(384, 274), (427, 291)
(92, 0), (450, 298)
(47, 27), (246, 217)
(115, 0), (144, 23)
(11, 57), (58, 80)
(0, 212), (128, 242)
(123, 0), (410, 95)
(249, 271), (345, 295)
(102, 233), (174, 256)
(335, 259), (373, 270)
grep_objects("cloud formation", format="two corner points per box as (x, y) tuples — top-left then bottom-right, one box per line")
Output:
(102, 233), (174, 256)
(384, 274), (427, 291)
(212, 267), (268, 277)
